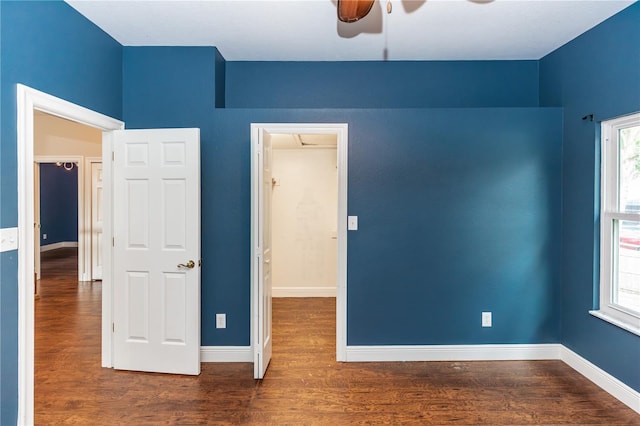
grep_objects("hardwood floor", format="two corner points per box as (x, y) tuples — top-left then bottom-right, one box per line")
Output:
(35, 248), (639, 425)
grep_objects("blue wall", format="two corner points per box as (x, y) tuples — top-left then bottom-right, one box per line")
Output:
(540, 2), (640, 392)
(225, 61), (540, 108)
(39, 163), (78, 245)
(123, 49), (560, 348)
(211, 108), (562, 347)
(0, 1), (122, 423)
(214, 49), (226, 108)
(123, 46), (218, 128)
(345, 108), (561, 344)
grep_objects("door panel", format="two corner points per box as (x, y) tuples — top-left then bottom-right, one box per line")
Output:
(112, 128), (200, 375)
(162, 179), (187, 249)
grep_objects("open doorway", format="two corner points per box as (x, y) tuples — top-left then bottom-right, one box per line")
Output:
(251, 123), (348, 379)
(16, 84), (124, 425)
(33, 111), (103, 284)
(32, 113), (104, 419)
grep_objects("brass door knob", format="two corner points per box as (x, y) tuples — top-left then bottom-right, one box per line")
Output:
(177, 260), (196, 269)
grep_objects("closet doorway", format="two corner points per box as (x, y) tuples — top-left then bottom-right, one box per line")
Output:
(251, 123), (348, 379)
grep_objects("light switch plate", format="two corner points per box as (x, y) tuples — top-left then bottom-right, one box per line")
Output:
(216, 313), (226, 329)
(482, 312), (492, 327)
(0, 227), (18, 252)
(348, 216), (358, 231)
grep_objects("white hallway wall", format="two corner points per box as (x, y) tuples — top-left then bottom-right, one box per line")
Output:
(35, 111), (102, 156)
(272, 148), (338, 297)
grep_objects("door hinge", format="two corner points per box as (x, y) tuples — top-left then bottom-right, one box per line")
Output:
(112, 151), (114, 161)
(112, 237), (115, 247)
(112, 323), (115, 333)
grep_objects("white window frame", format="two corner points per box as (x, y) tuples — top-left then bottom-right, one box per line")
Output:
(593, 112), (640, 336)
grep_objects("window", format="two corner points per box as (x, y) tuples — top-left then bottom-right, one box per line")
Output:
(595, 112), (640, 335)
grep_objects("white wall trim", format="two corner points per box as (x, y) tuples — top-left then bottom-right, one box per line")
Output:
(101, 133), (114, 370)
(200, 346), (253, 363)
(345, 344), (563, 362)
(560, 346), (640, 414)
(17, 84), (124, 426)
(85, 157), (103, 282)
(272, 286), (336, 298)
(40, 241), (78, 252)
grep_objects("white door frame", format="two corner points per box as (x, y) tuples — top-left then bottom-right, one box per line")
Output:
(86, 157), (103, 281)
(33, 155), (86, 281)
(16, 84), (123, 425)
(250, 123), (348, 363)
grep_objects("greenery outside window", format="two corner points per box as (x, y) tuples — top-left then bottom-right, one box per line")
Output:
(594, 112), (640, 335)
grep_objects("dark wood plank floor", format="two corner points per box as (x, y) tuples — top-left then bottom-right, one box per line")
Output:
(35, 248), (639, 425)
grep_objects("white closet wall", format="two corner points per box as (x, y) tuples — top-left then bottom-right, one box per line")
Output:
(272, 148), (338, 297)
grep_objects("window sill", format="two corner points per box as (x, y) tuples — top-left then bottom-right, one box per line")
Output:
(589, 310), (640, 337)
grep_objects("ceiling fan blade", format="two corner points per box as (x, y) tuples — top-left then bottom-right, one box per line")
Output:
(338, 0), (375, 23)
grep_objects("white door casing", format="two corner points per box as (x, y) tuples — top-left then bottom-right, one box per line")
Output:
(111, 128), (201, 375)
(253, 129), (274, 379)
(91, 161), (104, 280)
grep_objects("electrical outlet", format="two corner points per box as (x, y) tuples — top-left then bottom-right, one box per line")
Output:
(42, 233), (47, 240)
(216, 313), (226, 329)
(482, 312), (492, 327)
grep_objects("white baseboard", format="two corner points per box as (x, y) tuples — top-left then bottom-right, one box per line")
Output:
(201, 343), (562, 363)
(344, 344), (562, 362)
(200, 346), (252, 363)
(560, 346), (640, 414)
(272, 286), (336, 298)
(40, 241), (78, 252)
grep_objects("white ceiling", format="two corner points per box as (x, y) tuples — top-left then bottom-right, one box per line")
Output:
(66, 0), (636, 61)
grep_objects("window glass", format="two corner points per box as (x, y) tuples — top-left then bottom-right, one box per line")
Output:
(618, 125), (640, 212)
(617, 220), (640, 314)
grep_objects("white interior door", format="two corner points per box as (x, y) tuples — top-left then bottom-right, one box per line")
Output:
(254, 130), (273, 379)
(91, 162), (103, 280)
(111, 128), (201, 375)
